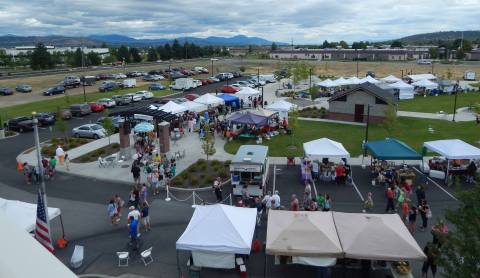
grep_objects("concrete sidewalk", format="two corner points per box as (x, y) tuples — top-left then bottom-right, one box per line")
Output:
(398, 106), (477, 122)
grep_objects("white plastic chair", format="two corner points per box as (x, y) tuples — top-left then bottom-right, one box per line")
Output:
(141, 247), (153, 266)
(116, 251), (129, 267)
(98, 157), (107, 168)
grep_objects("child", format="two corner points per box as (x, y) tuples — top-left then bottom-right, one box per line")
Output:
(401, 199), (410, 223)
(363, 192), (374, 212)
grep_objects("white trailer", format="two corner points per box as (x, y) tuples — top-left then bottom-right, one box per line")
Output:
(122, 79), (137, 88)
(464, 71), (476, 81)
(171, 78), (196, 90)
(230, 145), (269, 197)
(259, 73), (276, 83)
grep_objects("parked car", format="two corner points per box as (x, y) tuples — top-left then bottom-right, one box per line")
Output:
(122, 79), (137, 88)
(89, 102), (105, 113)
(135, 90), (154, 100)
(232, 71), (242, 78)
(43, 86), (65, 96)
(237, 81), (254, 88)
(215, 73), (229, 81)
(60, 109), (72, 120)
(193, 66), (209, 74)
(99, 81), (118, 92)
(148, 70), (162, 75)
(220, 85), (240, 94)
(200, 79), (209, 86)
(114, 73), (127, 79)
(153, 97), (173, 104)
(72, 124), (106, 139)
(97, 98), (116, 108)
(149, 83), (166, 91)
(170, 71), (185, 79)
(80, 76), (96, 86)
(112, 95), (132, 106)
(7, 117), (35, 132)
(34, 112), (56, 126)
(193, 79), (202, 87)
(63, 76), (81, 88)
(152, 74), (165, 80)
(16, 84), (32, 93)
(143, 75), (155, 81)
(0, 86), (14, 96)
(96, 116), (120, 131)
(95, 74), (109, 80)
(70, 103), (91, 117)
(184, 93), (200, 101)
(208, 77), (220, 83)
(124, 93), (142, 102)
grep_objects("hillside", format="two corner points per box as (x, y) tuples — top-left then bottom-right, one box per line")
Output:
(395, 30), (480, 44)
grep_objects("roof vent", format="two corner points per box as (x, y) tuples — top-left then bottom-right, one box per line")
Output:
(243, 157), (252, 161)
(247, 152), (254, 155)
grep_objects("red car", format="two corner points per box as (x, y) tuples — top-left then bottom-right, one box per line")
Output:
(221, 85), (240, 94)
(89, 102), (105, 112)
(184, 93), (200, 101)
(201, 79), (209, 86)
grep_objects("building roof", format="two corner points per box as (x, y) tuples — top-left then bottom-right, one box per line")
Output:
(231, 145), (268, 165)
(328, 83), (398, 104)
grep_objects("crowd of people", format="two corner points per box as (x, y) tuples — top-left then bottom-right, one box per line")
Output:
(19, 145), (70, 184)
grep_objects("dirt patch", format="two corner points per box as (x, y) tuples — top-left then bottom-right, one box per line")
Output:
(71, 143), (120, 163)
(41, 137), (92, 157)
(171, 159), (230, 188)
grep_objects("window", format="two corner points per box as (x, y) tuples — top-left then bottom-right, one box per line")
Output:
(335, 95), (347, 102)
(375, 97), (387, 105)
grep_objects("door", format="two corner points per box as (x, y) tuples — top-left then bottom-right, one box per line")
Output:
(354, 104), (364, 122)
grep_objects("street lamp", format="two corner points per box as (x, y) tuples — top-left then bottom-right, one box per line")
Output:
(452, 81), (459, 122)
(362, 105), (371, 158)
(210, 58), (218, 77)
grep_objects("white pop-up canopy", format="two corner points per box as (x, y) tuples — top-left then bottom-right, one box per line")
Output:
(236, 87), (261, 100)
(193, 93), (225, 107)
(0, 197), (61, 232)
(0, 210), (76, 278)
(332, 77), (349, 86)
(388, 80), (415, 100)
(316, 79), (335, 88)
(159, 101), (188, 114)
(266, 210), (342, 257)
(346, 76), (362, 85)
(177, 204), (257, 254)
(360, 75), (380, 84)
(412, 79), (438, 90)
(333, 212), (426, 261)
(423, 139), (480, 159)
(407, 74), (436, 82)
(381, 75), (401, 83)
(180, 100), (207, 113)
(266, 99), (297, 112)
(303, 138), (350, 159)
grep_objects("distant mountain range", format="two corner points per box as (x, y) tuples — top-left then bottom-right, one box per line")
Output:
(0, 34), (285, 47)
(393, 30), (480, 44)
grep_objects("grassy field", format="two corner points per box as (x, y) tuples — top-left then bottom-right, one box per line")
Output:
(0, 85), (170, 118)
(398, 93), (480, 113)
(224, 117), (480, 157)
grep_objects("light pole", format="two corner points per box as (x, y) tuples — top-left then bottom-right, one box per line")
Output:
(362, 105), (371, 157)
(261, 86), (264, 108)
(356, 49), (359, 77)
(210, 58), (218, 78)
(452, 82), (459, 122)
(257, 68), (260, 88)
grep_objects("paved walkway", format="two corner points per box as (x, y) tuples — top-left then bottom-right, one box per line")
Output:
(398, 107), (477, 122)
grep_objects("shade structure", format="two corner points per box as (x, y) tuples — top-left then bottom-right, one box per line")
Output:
(133, 122), (154, 133)
(0, 197), (61, 233)
(365, 138), (422, 160)
(332, 77), (349, 86)
(423, 139), (480, 159)
(0, 210), (77, 278)
(388, 80), (415, 100)
(266, 99), (297, 112)
(407, 74), (436, 82)
(303, 138), (350, 159)
(193, 93), (225, 107)
(333, 212), (426, 261)
(412, 79), (438, 90)
(360, 75), (380, 84)
(235, 87), (261, 100)
(180, 100), (207, 113)
(346, 76), (362, 85)
(245, 108), (278, 118)
(176, 204), (257, 254)
(381, 75), (401, 83)
(159, 101), (188, 114)
(218, 93), (240, 108)
(227, 111), (268, 126)
(266, 210), (342, 257)
(316, 79), (335, 88)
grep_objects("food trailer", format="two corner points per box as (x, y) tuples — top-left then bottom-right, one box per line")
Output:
(230, 145), (269, 197)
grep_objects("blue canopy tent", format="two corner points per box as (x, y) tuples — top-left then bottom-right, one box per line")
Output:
(227, 111), (268, 127)
(364, 138), (422, 161)
(218, 93), (240, 109)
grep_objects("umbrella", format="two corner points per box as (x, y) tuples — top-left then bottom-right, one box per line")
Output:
(134, 122), (154, 133)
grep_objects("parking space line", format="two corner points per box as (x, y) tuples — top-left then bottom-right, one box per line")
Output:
(350, 167), (365, 202)
(412, 167), (458, 201)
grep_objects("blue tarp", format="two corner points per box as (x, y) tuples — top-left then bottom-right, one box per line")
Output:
(364, 138), (422, 160)
(218, 93), (240, 108)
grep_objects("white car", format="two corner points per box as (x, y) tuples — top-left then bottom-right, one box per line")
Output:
(135, 90), (154, 100)
(237, 81), (254, 88)
(97, 98), (116, 108)
(124, 93), (142, 102)
(72, 124), (106, 139)
(193, 79), (202, 87)
(114, 73), (127, 79)
(152, 74), (165, 80)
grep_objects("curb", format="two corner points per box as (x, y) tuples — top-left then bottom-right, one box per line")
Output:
(0, 131), (19, 140)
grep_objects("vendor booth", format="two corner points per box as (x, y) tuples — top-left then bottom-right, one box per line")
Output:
(303, 138), (350, 159)
(266, 99), (297, 120)
(381, 75), (401, 83)
(176, 204), (257, 270)
(193, 93), (225, 107)
(180, 100), (207, 113)
(346, 76), (362, 85)
(331, 77), (349, 87)
(412, 79), (438, 91)
(316, 79), (335, 88)
(227, 111), (269, 127)
(388, 80), (415, 100)
(230, 145), (269, 197)
(158, 101), (188, 114)
(218, 93), (240, 110)
(360, 76), (380, 84)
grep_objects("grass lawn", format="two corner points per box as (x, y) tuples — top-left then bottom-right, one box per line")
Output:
(0, 85), (171, 118)
(224, 118), (480, 157)
(398, 92), (480, 113)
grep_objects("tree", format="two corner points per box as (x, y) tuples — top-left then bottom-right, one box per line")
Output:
(247, 45), (253, 54)
(172, 39), (182, 59)
(129, 47), (142, 63)
(30, 42), (54, 70)
(54, 107), (68, 145)
(382, 104), (397, 137)
(147, 47), (158, 61)
(437, 183), (480, 278)
(287, 61), (309, 92)
(322, 40), (330, 49)
(51, 51), (63, 66)
(271, 42), (278, 51)
(351, 41), (367, 50)
(429, 47), (438, 59)
(339, 41), (349, 49)
(201, 125), (216, 161)
(116, 45), (130, 63)
(87, 52), (101, 66)
(101, 109), (116, 145)
(73, 48), (84, 67)
(390, 41), (403, 48)
(100, 42), (108, 48)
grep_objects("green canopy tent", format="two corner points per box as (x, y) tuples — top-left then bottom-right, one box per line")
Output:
(364, 138), (422, 161)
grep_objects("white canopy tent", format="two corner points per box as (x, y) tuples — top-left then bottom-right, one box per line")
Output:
(333, 212), (426, 261)
(423, 139), (480, 159)
(303, 138), (350, 159)
(0, 197), (61, 232)
(159, 101), (188, 114)
(180, 100), (207, 113)
(176, 204), (257, 269)
(407, 74), (436, 82)
(332, 77), (349, 86)
(381, 75), (401, 83)
(235, 87), (261, 100)
(245, 108), (278, 118)
(360, 75), (380, 84)
(412, 79), (438, 90)
(316, 79), (335, 88)
(266, 99), (297, 120)
(388, 80), (415, 100)
(346, 76), (362, 85)
(193, 93), (225, 107)
(0, 210), (76, 278)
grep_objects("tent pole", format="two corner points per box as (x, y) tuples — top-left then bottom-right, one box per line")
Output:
(446, 159), (450, 184)
(59, 214), (66, 239)
(176, 249), (181, 278)
(263, 251), (267, 278)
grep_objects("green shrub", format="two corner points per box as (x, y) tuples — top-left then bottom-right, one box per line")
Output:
(172, 178), (184, 186)
(190, 177), (199, 185)
(189, 165), (197, 172)
(199, 173), (207, 179)
(181, 171), (191, 180)
(211, 160), (221, 166)
(205, 176), (215, 184)
(224, 160), (231, 167)
(199, 164), (207, 171)
(218, 169), (229, 179)
(197, 158), (206, 165)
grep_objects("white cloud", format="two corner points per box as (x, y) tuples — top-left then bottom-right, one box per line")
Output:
(0, 0), (478, 43)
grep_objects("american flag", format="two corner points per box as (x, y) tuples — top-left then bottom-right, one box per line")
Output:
(35, 189), (54, 253)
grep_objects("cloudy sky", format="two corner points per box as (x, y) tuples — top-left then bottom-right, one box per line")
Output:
(0, 0), (479, 43)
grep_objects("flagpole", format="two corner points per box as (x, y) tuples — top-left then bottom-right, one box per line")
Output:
(32, 112), (53, 245)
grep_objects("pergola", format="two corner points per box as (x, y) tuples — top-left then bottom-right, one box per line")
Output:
(109, 105), (178, 122)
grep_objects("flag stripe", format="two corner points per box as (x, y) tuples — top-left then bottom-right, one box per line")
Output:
(35, 189), (54, 253)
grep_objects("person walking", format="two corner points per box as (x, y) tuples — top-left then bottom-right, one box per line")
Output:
(140, 183), (148, 205)
(422, 242), (439, 278)
(271, 190), (281, 210)
(304, 181), (312, 200)
(128, 216), (139, 251)
(401, 199), (410, 223)
(131, 162), (141, 185)
(115, 194), (125, 217)
(55, 145), (65, 165)
(49, 156), (57, 178)
(141, 201), (151, 232)
(289, 194), (299, 211)
(64, 153), (70, 171)
(262, 191), (272, 211)
(127, 206), (141, 236)
(107, 199), (120, 225)
(213, 177), (223, 202)
(419, 199), (430, 232)
(323, 194), (332, 211)
(151, 170), (160, 196)
(363, 192), (374, 213)
(415, 185), (426, 207)
(408, 205), (418, 234)
(385, 186), (395, 213)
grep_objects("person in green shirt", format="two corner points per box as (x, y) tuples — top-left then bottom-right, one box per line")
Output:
(48, 156), (57, 179)
(317, 194), (325, 210)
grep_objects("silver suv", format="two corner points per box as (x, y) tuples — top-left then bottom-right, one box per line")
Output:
(72, 124), (106, 139)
